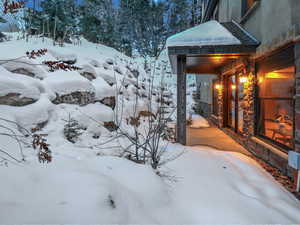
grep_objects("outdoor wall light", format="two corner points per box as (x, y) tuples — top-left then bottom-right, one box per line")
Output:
(239, 76), (248, 83)
(215, 84), (222, 90)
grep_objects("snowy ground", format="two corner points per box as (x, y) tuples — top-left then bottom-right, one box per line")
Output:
(0, 34), (300, 224)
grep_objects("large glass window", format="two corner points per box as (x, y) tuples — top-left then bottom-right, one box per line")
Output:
(257, 66), (295, 149)
(226, 74), (245, 133)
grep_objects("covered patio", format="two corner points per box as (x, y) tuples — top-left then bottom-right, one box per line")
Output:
(167, 20), (259, 150)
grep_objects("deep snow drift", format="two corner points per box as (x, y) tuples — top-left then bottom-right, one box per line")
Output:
(0, 33), (299, 224)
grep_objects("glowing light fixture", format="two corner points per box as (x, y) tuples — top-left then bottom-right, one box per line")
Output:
(231, 84), (236, 90)
(215, 84), (222, 90)
(239, 76), (248, 83)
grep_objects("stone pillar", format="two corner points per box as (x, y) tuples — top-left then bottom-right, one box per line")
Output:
(242, 61), (256, 138)
(295, 41), (300, 152)
(217, 74), (226, 128)
(177, 55), (187, 145)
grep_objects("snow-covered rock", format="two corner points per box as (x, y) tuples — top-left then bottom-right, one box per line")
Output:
(92, 77), (115, 100)
(43, 70), (95, 105)
(0, 58), (47, 79)
(0, 66), (41, 106)
(79, 64), (97, 81)
(48, 49), (77, 64)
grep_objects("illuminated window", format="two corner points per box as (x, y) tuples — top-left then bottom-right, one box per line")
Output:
(257, 66), (295, 149)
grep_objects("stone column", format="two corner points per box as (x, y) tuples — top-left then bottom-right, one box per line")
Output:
(177, 55), (187, 145)
(295, 41), (300, 152)
(243, 61), (256, 138)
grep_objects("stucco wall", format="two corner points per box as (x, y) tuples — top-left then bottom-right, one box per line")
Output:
(218, 0), (242, 23)
(217, 0), (300, 57)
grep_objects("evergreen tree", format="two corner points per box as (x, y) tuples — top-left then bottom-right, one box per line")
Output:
(80, 0), (116, 47)
(24, 0), (80, 41)
(117, 0), (136, 56)
(166, 0), (190, 36)
(190, 0), (202, 27)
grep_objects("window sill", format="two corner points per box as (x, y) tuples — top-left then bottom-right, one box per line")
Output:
(240, 1), (260, 25)
(251, 136), (288, 160)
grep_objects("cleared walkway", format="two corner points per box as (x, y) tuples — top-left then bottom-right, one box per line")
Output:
(187, 125), (251, 156)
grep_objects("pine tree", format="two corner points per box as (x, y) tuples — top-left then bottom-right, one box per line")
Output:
(117, 0), (136, 56)
(190, 0), (202, 27)
(24, 0), (79, 41)
(166, 0), (190, 36)
(63, 114), (83, 143)
(80, 0), (116, 47)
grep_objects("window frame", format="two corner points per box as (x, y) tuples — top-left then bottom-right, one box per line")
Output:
(255, 48), (296, 152)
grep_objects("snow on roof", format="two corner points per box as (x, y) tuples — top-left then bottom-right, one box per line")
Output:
(166, 20), (241, 47)
(43, 70), (95, 95)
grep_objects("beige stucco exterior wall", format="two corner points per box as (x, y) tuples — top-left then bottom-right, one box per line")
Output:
(217, 0), (300, 57)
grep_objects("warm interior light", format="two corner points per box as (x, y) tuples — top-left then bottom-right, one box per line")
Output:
(265, 72), (289, 79)
(215, 84), (222, 90)
(239, 76), (248, 83)
(258, 77), (264, 84)
(231, 84), (236, 90)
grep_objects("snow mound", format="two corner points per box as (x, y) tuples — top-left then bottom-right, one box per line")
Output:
(96, 67), (116, 85)
(92, 77), (115, 100)
(0, 66), (41, 100)
(75, 102), (114, 125)
(167, 20), (241, 47)
(48, 49), (77, 63)
(0, 58), (47, 79)
(0, 156), (171, 224)
(12, 94), (55, 130)
(43, 70), (95, 95)
(190, 114), (210, 128)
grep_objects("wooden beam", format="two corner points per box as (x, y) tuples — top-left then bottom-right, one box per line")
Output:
(177, 55), (187, 145)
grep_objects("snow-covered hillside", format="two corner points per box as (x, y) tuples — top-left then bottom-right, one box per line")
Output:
(0, 34), (300, 224)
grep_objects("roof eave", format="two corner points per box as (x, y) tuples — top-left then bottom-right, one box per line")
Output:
(167, 45), (258, 56)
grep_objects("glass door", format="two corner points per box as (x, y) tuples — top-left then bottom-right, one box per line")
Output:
(227, 74), (245, 133)
(227, 75), (237, 130)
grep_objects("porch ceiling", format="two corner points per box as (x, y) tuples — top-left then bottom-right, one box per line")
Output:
(167, 20), (260, 75)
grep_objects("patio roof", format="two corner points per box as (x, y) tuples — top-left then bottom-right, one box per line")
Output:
(167, 20), (260, 74)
